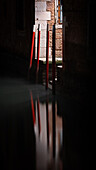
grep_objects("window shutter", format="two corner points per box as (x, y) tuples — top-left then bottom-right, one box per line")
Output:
(58, 0), (60, 23)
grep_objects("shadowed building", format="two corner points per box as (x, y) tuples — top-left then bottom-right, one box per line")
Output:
(0, 0), (35, 57)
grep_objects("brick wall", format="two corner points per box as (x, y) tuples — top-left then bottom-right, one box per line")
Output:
(56, 28), (62, 58)
(46, 0), (55, 58)
(35, 0), (62, 60)
(47, 0), (62, 59)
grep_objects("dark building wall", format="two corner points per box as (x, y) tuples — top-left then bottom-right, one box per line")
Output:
(0, 0), (35, 59)
(56, 0), (96, 93)
(62, 0), (95, 74)
(64, 0), (87, 45)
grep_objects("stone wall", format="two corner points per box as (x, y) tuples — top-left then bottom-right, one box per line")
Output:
(35, 0), (51, 59)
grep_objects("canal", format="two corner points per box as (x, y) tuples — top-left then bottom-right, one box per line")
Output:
(0, 77), (90, 170)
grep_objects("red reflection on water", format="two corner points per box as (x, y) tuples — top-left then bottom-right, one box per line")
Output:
(34, 101), (63, 169)
(30, 92), (36, 125)
(37, 98), (41, 135)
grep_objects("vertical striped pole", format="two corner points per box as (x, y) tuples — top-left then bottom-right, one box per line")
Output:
(46, 24), (49, 90)
(37, 24), (41, 73)
(29, 25), (35, 69)
(52, 25), (56, 95)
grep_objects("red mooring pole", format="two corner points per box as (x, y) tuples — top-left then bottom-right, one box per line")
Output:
(52, 25), (55, 95)
(29, 25), (35, 69)
(46, 24), (49, 90)
(37, 24), (41, 73)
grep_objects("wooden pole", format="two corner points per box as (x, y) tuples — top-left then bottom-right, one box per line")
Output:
(52, 25), (56, 95)
(37, 24), (41, 73)
(46, 24), (49, 90)
(29, 25), (35, 69)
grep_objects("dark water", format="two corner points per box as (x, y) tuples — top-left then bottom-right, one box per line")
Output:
(0, 78), (90, 170)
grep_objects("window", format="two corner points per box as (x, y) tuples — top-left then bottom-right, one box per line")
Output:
(16, 0), (25, 31)
(55, 0), (63, 24)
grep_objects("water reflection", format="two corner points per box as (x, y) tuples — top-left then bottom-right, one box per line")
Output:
(30, 92), (36, 125)
(37, 98), (41, 136)
(30, 95), (63, 170)
(46, 100), (49, 149)
(0, 79), (89, 170)
(52, 101), (56, 158)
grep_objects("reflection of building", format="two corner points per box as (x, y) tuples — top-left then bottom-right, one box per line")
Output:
(49, 102), (62, 159)
(35, 0), (63, 61)
(34, 101), (62, 159)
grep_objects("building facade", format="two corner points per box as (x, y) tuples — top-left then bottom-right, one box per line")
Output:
(0, 0), (63, 62)
(0, 0), (95, 74)
(35, 0), (63, 61)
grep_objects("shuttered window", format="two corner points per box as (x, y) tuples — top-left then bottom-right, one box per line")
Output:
(56, 0), (62, 24)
